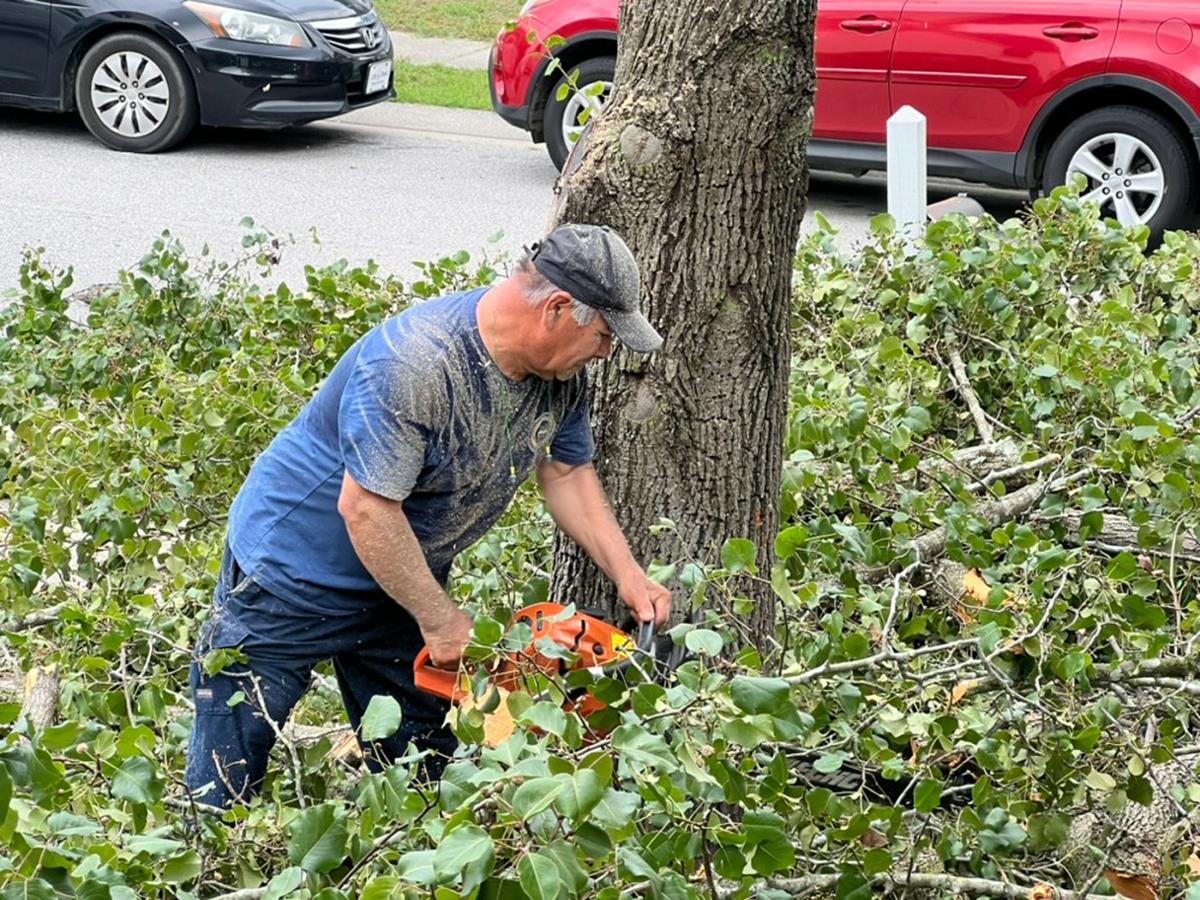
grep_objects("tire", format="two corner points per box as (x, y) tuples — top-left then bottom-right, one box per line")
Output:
(76, 32), (198, 153)
(544, 56), (614, 170)
(1042, 105), (1195, 242)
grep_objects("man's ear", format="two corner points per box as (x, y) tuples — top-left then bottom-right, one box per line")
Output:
(543, 291), (573, 326)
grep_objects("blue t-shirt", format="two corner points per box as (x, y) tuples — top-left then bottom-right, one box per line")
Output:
(227, 287), (594, 612)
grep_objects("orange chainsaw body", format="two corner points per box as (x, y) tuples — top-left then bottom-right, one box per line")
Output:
(413, 602), (634, 719)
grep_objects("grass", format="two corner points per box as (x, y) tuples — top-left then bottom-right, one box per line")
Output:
(391, 60), (492, 110)
(374, 0), (518, 42)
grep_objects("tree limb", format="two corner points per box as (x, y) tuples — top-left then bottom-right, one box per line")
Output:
(7, 603), (67, 633)
(948, 345), (995, 444)
(855, 468), (1094, 586)
(717, 872), (1110, 899)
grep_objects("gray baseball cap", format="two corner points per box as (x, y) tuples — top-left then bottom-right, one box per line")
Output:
(530, 223), (663, 354)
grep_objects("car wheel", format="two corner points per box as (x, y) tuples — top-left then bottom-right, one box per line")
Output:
(1042, 105), (1195, 241)
(544, 56), (614, 170)
(76, 33), (198, 153)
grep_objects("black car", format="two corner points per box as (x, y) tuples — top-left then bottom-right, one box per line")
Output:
(0, 0), (394, 151)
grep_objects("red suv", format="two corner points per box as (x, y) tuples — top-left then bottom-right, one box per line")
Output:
(490, 0), (1200, 238)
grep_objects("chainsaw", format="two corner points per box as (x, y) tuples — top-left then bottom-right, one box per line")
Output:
(413, 602), (666, 733)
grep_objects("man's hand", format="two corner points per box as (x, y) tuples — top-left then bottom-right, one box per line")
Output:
(420, 606), (474, 669)
(617, 570), (671, 628)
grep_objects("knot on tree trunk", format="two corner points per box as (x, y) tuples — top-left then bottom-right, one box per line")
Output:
(619, 123), (665, 167)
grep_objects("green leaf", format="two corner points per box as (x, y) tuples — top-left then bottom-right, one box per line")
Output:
(40, 721), (86, 751)
(522, 701), (568, 738)
(541, 841), (589, 895)
(287, 803), (348, 874)
(552, 769), (604, 822)
(162, 850), (203, 883)
(48, 812), (101, 836)
(684, 628), (724, 656)
(126, 835), (185, 856)
(0, 764), (10, 823)
(813, 752), (847, 774)
(836, 871), (873, 900)
(512, 776), (566, 820)
(112, 756), (160, 805)
(263, 866), (305, 900)
(590, 788), (641, 833)
(976, 621), (1002, 655)
(863, 848), (893, 875)
(360, 694), (402, 742)
(433, 824), (494, 890)
(611, 724), (675, 771)
(903, 405), (932, 434)
(751, 837), (795, 875)
(730, 676), (790, 715)
(913, 779), (942, 813)
(1, 880), (57, 900)
(393, 851), (436, 885)
(1107, 552), (1139, 581)
(519, 852), (564, 900)
(720, 538), (757, 573)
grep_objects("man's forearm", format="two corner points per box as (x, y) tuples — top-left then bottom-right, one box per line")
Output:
(539, 463), (641, 583)
(338, 477), (458, 629)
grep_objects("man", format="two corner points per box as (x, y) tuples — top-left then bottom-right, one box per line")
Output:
(185, 223), (671, 807)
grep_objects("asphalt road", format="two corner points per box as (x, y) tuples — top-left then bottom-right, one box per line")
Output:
(0, 101), (1029, 295)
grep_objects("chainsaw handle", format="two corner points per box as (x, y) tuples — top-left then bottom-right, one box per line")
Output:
(412, 647), (460, 702)
(635, 619), (656, 654)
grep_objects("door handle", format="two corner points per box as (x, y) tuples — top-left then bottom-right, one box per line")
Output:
(840, 16), (892, 33)
(1043, 22), (1100, 40)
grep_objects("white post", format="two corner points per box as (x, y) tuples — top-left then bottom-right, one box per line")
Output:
(887, 105), (927, 237)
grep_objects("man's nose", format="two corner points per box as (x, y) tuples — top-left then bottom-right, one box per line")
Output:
(594, 337), (612, 359)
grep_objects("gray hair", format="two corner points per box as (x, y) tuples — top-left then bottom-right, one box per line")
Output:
(518, 256), (598, 326)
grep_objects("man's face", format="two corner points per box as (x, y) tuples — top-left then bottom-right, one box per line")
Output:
(540, 296), (613, 381)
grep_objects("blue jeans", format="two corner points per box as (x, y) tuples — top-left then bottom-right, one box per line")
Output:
(184, 545), (455, 807)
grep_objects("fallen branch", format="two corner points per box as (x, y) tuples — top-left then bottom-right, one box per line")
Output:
(21, 664), (61, 731)
(7, 603), (67, 633)
(949, 346), (995, 444)
(918, 439), (1023, 480)
(855, 468), (1094, 586)
(1040, 511), (1200, 565)
(717, 872), (1109, 899)
(970, 453), (1060, 493)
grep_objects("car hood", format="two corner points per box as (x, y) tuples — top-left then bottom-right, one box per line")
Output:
(216, 0), (375, 22)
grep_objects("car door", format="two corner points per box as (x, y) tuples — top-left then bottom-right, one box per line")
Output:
(0, 0), (52, 97)
(889, 0), (1121, 153)
(813, 0), (907, 143)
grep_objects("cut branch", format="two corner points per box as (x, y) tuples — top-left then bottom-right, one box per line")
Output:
(949, 345), (995, 443)
(918, 439), (1023, 480)
(21, 664), (61, 731)
(7, 603), (67, 633)
(1040, 511), (1200, 565)
(716, 872), (1109, 899)
(859, 468), (1094, 585)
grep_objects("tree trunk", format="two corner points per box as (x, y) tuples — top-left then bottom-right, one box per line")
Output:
(548, 0), (817, 649)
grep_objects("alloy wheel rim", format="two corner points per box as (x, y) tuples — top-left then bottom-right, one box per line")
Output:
(561, 79), (613, 149)
(90, 51), (171, 138)
(1067, 132), (1166, 227)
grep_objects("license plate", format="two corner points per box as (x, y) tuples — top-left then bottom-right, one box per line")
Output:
(365, 59), (392, 94)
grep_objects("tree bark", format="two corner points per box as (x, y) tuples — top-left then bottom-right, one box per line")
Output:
(548, 0), (817, 647)
(21, 664), (61, 731)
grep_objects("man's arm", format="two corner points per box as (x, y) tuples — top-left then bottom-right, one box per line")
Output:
(337, 471), (471, 667)
(536, 460), (670, 626)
